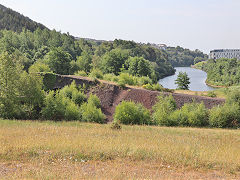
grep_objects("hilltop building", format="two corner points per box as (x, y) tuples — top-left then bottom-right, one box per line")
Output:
(209, 49), (240, 60)
(150, 44), (167, 50)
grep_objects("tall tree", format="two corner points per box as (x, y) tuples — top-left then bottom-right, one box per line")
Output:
(175, 72), (190, 90)
(45, 47), (72, 74)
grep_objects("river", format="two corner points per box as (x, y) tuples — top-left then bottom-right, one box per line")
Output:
(158, 67), (215, 91)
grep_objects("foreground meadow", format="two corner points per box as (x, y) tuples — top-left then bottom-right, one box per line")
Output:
(0, 120), (240, 179)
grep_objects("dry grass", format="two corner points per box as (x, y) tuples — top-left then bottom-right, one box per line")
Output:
(174, 90), (226, 99)
(0, 120), (240, 179)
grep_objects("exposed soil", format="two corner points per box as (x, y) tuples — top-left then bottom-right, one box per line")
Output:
(56, 75), (225, 122)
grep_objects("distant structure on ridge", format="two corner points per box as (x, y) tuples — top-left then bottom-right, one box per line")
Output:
(150, 44), (167, 50)
(209, 49), (240, 60)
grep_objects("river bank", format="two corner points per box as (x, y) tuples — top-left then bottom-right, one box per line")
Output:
(159, 67), (215, 91)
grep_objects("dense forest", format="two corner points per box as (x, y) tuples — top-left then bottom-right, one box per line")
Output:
(0, 28), (175, 81)
(195, 58), (240, 86)
(166, 46), (208, 67)
(0, 4), (46, 32)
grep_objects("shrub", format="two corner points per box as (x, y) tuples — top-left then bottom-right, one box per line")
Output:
(72, 91), (87, 106)
(152, 84), (163, 91)
(64, 100), (81, 120)
(138, 76), (153, 85)
(152, 95), (177, 126)
(114, 101), (151, 125)
(143, 83), (163, 92)
(170, 102), (208, 127)
(41, 91), (67, 120)
(110, 121), (122, 130)
(142, 83), (153, 90)
(118, 73), (135, 85)
(60, 81), (78, 99)
(80, 103), (105, 123)
(103, 73), (118, 82)
(117, 81), (126, 88)
(209, 104), (240, 128)
(74, 70), (88, 77)
(88, 94), (101, 108)
(42, 90), (81, 121)
(29, 62), (51, 74)
(88, 68), (103, 79)
(226, 89), (240, 107)
(207, 91), (217, 98)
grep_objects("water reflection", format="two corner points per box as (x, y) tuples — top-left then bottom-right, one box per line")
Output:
(158, 67), (215, 91)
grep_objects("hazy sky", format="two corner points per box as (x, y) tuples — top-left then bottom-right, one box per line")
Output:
(1, 0), (240, 53)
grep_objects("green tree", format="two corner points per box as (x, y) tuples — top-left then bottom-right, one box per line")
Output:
(44, 47), (72, 74)
(125, 56), (153, 77)
(175, 72), (190, 90)
(101, 48), (129, 75)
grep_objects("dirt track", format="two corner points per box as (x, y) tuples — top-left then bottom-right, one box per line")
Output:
(55, 75), (225, 121)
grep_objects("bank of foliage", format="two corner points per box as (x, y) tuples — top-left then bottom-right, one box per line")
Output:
(0, 52), (105, 122)
(114, 92), (240, 128)
(114, 101), (152, 125)
(0, 4), (46, 32)
(195, 58), (240, 86)
(166, 46), (208, 67)
(0, 27), (176, 83)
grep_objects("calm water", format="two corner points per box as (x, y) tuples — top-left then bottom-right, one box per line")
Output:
(159, 67), (215, 91)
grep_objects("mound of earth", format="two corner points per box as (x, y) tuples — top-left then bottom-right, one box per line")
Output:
(55, 75), (225, 122)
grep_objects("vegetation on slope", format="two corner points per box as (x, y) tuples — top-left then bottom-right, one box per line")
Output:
(166, 46), (208, 67)
(195, 58), (240, 86)
(0, 4), (46, 32)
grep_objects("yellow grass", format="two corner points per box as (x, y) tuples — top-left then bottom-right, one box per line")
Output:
(0, 120), (240, 179)
(174, 89), (226, 99)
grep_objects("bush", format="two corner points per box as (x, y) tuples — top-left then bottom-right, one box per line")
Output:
(88, 68), (103, 79)
(138, 76), (153, 85)
(142, 83), (153, 90)
(209, 104), (240, 128)
(143, 83), (163, 92)
(110, 121), (122, 130)
(88, 94), (101, 108)
(114, 101), (151, 125)
(60, 81), (87, 106)
(80, 103), (105, 123)
(207, 91), (217, 98)
(41, 91), (68, 120)
(74, 70), (88, 77)
(64, 100), (81, 120)
(117, 81), (126, 88)
(29, 62), (51, 74)
(60, 81), (79, 99)
(152, 95), (177, 126)
(103, 73), (118, 82)
(226, 89), (240, 107)
(42, 87), (82, 121)
(170, 102), (208, 127)
(80, 94), (105, 123)
(118, 73), (135, 85)
(72, 91), (87, 106)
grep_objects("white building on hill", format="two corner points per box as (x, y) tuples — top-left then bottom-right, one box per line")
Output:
(209, 49), (240, 60)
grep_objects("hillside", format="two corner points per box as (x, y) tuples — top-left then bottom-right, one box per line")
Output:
(0, 4), (46, 32)
(166, 46), (208, 67)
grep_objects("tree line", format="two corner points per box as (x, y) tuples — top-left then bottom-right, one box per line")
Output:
(166, 46), (208, 67)
(194, 58), (240, 86)
(0, 4), (46, 32)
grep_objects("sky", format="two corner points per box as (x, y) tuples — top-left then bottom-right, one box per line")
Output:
(1, 0), (240, 53)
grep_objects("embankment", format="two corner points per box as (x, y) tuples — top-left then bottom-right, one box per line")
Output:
(54, 75), (225, 121)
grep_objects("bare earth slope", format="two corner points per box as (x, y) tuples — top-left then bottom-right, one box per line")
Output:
(55, 75), (225, 121)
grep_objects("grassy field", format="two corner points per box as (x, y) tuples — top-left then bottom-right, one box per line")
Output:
(175, 89), (226, 99)
(0, 120), (240, 179)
